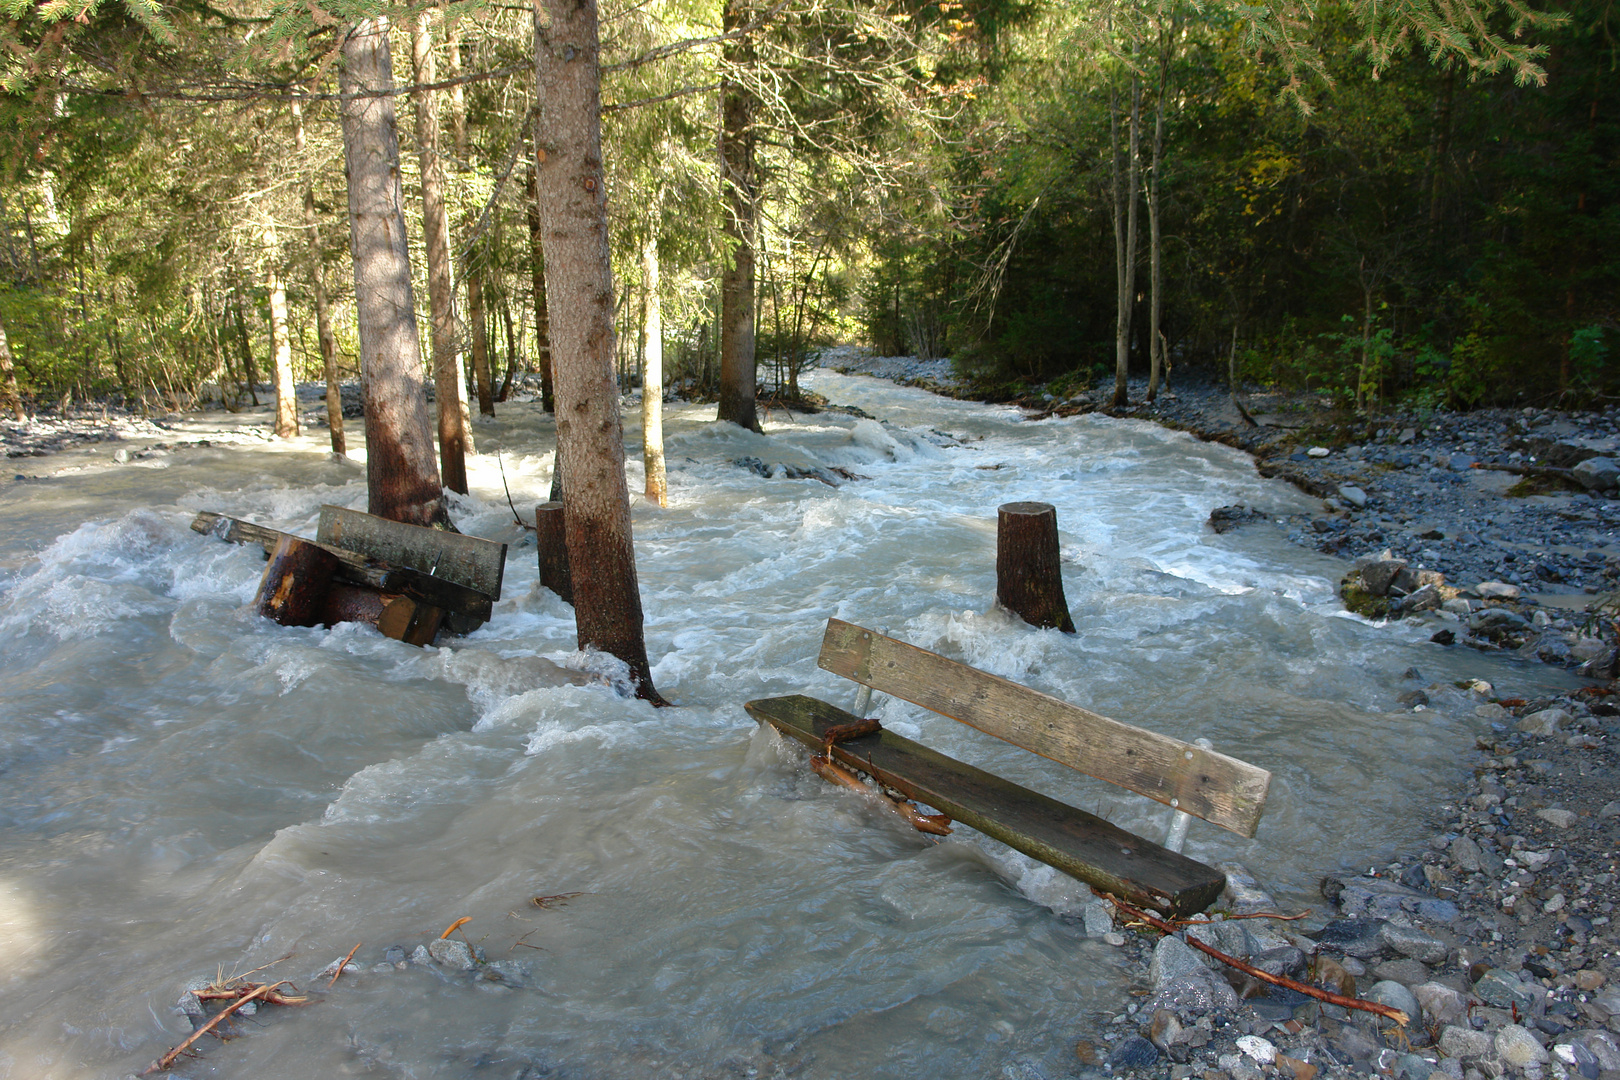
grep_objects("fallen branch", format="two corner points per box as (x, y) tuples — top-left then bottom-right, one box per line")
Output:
(143, 981), (289, 1074)
(1181, 909), (1312, 925)
(194, 986), (309, 1007)
(327, 942), (363, 988)
(530, 892), (585, 909)
(811, 754), (952, 836)
(1102, 895), (1409, 1027)
(440, 917), (472, 940)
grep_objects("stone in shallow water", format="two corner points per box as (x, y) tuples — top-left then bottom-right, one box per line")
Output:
(1315, 918), (1388, 959)
(427, 938), (477, 971)
(1107, 1035), (1160, 1069)
(1379, 922), (1449, 965)
(1150, 935), (1204, 986)
(1412, 982), (1468, 1027)
(1141, 970), (1241, 1014)
(1520, 709), (1571, 736)
(1473, 968), (1544, 1014)
(1438, 1026), (1494, 1061)
(1366, 980), (1423, 1026)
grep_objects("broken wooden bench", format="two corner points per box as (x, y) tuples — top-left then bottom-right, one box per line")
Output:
(745, 618), (1272, 917)
(191, 505), (507, 646)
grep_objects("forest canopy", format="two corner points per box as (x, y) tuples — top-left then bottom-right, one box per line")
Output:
(0, 0), (1613, 418)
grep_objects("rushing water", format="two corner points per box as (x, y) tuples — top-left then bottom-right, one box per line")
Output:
(0, 372), (1584, 1079)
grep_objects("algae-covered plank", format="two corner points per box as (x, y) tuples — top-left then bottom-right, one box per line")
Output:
(817, 619), (1270, 838)
(745, 694), (1227, 917)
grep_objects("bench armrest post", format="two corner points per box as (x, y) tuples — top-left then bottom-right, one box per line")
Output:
(851, 684), (873, 717)
(1164, 738), (1214, 853)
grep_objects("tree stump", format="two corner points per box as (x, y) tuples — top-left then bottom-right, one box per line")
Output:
(256, 535), (340, 627)
(536, 501), (573, 604)
(995, 501), (1075, 633)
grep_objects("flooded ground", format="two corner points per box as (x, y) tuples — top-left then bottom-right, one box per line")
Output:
(0, 372), (1583, 1079)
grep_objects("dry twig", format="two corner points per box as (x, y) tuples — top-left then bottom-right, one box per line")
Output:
(142, 981), (289, 1074)
(440, 917), (472, 940)
(1103, 895), (1409, 1027)
(327, 942), (363, 988)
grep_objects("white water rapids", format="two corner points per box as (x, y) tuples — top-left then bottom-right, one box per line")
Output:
(0, 371), (1583, 1078)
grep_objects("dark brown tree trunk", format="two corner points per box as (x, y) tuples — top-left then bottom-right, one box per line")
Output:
(467, 255), (496, 417)
(717, 0), (761, 433)
(526, 163), (556, 414)
(533, 0), (666, 704)
(536, 501), (574, 603)
(295, 100), (347, 455)
(1110, 68), (1142, 410)
(995, 502), (1075, 633)
(413, 10), (470, 494)
(339, 17), (451, 528)
(256, 535), (340, 626)
(231, 286), (260, 406)
(0, 308), (24, 420)
(499, 290), (518, 401)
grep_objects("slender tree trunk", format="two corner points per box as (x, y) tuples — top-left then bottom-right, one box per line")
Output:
(231, 284), (260, 406)
(533, 0), (665, 704)
(339, 17), (450, 528)
(499, 290), (518, 401)
(264, 221), (299, 437)
(413, 10), (470, 493)
(1146, 20), (1173, 404)
(1110, 69), (1142, 409)
(717, 0), (761, 432)
(642, 235), (667, 507)
(294, 101), (346, 454)
(525, 162), (556, 414)
(0, 308), (25, 420)
(466, 257), (495, 415)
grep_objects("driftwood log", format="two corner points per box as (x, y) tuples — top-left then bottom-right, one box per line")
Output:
(995, 501), (1075, 633)
(257, 537), (340, 626)
(536, 501), (573, 604)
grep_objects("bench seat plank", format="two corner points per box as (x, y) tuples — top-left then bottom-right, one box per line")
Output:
(191, 511), (494, 621)
(818, 619), (1270, 837)
(745, 693), (1228, 917)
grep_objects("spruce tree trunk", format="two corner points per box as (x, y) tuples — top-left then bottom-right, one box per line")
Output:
(265, 222), (299, 437)
(413, 11), (470, 493)
(1146, 27), (1170, 404)
(526, 163), (556, 414)
(339, 17), (450, 528)
(1110, 71), (1142, 409)
(295, 100), (346, 455)
(231, 286), (260, 406)
(642, 235), (667, 507)
(533, 0), (665, 704)
(467, 263), (495, 416)
(717, 0), (761, 433)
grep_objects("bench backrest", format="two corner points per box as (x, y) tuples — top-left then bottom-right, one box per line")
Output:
(317, 505), (507, 600)
(817, 618), (1271, 837)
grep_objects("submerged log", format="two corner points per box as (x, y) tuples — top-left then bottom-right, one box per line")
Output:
(256, 536), (339, 626)
(536, 501), (573, 604)
(318, 585), (443, 645)
(995, 501), (1075, 633)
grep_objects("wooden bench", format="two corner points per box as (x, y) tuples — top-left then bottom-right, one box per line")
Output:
(191, 506), (507, 643)
(745, 619), (1272, 917)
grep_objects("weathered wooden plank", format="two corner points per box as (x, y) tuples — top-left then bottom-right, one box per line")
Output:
(745, 694), (1226, 916)
(817, 619), (1271, 837)
(317, 505), (505, 600)
(191, 511), (493, 622)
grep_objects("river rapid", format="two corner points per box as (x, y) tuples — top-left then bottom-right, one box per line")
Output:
(0, 371), (1584, 1079)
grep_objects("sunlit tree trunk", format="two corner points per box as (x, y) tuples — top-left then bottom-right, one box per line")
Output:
(1110, 67), (1142, 409)
(294, 100), (346, 455)
(413, 10), (470, 493)
(533, 0), (665, 704)
(642, 235), (667, 507)
(717, 0), (761, 432)
(447, 30), (496, 419)
(264, 221), (299, 437)
(0, 309), (24, 420)
(339, 17), (450, 528)
(525, 162), (556, 414)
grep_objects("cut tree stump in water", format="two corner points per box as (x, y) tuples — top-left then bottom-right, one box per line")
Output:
(256, 536), (339, 626)
(995, 501), (1075, 633)
(536, 502), (573, 604)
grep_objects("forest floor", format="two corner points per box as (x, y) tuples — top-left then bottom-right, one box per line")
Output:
(827, 346), (1620, 1080)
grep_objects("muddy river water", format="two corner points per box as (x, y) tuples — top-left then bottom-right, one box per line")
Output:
(0, 372), (1580, 1078)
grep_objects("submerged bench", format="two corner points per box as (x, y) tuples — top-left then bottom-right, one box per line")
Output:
(745, 619), (1272, 916)
(192, 506), (506, 644)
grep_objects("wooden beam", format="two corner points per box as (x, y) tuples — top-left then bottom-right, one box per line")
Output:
(191, 511), (493, 621)
(817, 619), (1270, 837)
(317, 505), (506, 600)
(745, 694), (1226, 917)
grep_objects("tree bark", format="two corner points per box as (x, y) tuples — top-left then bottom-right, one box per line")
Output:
(230, 284), (260, 406)
(717, 0), (761, 433)
(467, 261), (495, 416)
(257, 535), (340, 626)
(533, 0), (666, 704)
(995, 502), (1075, 633)
(339, 17), (450, 528)
(0, 308), (24, 420)
(526, 162), (556, 414)
(294, 100), (346, 455)
(1146, 21), (1173, 404)
(536, 501), (574, 603)
(1110, 69), (1142, 409)
(642, 235), (667, 507)
(413, 10), (470, 494)
(265, 221), (299, 438)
